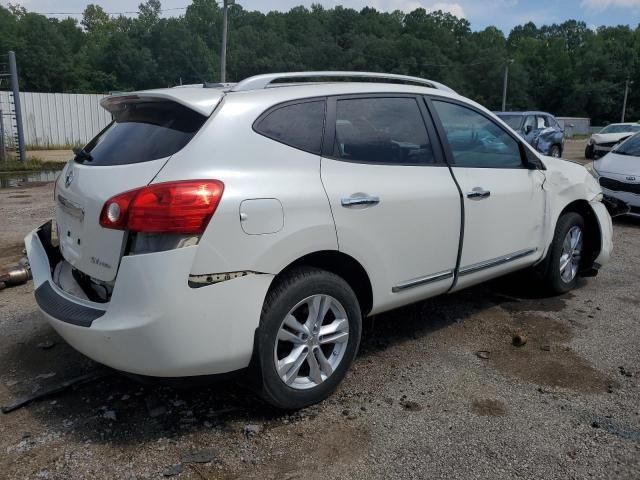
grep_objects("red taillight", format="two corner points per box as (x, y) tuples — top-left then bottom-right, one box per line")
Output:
(99, 180), (224, 234)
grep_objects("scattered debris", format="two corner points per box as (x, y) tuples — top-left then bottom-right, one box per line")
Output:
(512, 333), (528, 347)
(145, 395), (168, 418)
(618, 366), (633, 378)
(540, 344), (551, 351)
(162, 464), (183, 477)
(5, 380), (19, 387)
(36, 340), (55, 350)
(244, 424), (261, 438)
(36, 372), (57, 380)
(102, 410), (117, 421)
(476, 350), (491, 360)
(0, 262), (31, 290)
(1, 369), (113, 414)
(401, 400), (423, 412)
(181, 448), (217, 464)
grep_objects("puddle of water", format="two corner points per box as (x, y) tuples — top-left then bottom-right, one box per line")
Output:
(0, 170), (59, 188)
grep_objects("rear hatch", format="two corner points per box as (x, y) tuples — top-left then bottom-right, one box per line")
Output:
(56, 91), (221, 282)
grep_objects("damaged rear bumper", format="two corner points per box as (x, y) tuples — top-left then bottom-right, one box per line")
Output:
(25, 221), (274, 377)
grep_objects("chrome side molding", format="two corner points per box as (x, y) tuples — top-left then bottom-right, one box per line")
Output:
(392, 269), (454, 293)
(459, 248), (537, 276)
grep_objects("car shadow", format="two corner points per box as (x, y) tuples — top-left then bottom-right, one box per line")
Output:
(0, 276), (575, 446)
(613, 215), (640, 228)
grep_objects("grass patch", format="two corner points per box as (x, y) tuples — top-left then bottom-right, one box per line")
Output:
(0, 157), (65, 173)
(25, 143), (82, 151)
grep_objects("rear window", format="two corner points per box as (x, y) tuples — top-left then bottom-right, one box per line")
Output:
(79, 101), (207, 166)
(254, 100), (325, 155)
(496, 114), (523, 130)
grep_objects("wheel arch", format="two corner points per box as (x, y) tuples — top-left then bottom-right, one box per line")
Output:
(557, 199), (602, 268)
(272, 250), (374, 316)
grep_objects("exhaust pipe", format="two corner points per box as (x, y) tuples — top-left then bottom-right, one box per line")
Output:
(0, 258), (32, 290)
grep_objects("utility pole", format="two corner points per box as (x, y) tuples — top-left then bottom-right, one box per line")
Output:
(621, 78), (633, 123)
(502, 59), (514, 112)
(220, 0), (234, 83)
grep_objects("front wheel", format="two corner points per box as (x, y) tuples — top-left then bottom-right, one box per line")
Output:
(585, 144), (594, 160)
(542, 212), (585, 294)
(549, 144), (561, 158)
(255, 267), (362, 409)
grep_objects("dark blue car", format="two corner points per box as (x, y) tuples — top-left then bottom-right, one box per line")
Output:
(495, 111), (565, 157)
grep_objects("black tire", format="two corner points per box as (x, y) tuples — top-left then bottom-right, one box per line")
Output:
(541, 212), (585, 294)
(254, 267), (362, 410)
(549, 144), (561, 158)
(584, 144), (594, 160)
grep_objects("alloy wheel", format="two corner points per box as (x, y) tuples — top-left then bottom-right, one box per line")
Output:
(274, 294), (350, 390)
(559, 225), (583, 283)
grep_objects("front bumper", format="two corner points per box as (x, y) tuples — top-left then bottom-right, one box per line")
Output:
(590, 201), (614, 267)
(601, 187), (640, 217)
(25, 221), (274, 377)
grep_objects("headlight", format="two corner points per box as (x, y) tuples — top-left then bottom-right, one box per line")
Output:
(585, 162), (600, 178)
(592, 192), (603, 202)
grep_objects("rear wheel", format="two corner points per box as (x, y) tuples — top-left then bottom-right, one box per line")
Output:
(542, 212), (585, 293)
(255, 267), (361, 409)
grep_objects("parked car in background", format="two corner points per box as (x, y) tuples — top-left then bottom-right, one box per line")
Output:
(587, 131), (640, 217)
(25, 72), (613, 409)
(495, 111), (565, 157)
(585, 123), (640, 159)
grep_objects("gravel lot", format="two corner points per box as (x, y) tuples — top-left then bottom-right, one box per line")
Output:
(0, 173), (639, 479)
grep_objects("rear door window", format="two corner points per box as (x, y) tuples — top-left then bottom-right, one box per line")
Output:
(332, 97), (436, 165)
(81, 101), (207, 166)
(254, 100), (326, 154)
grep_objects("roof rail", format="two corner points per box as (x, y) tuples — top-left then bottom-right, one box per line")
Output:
(230, 71), (456, 93)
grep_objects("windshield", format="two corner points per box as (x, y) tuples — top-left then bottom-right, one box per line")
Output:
(613, 132), (640, 156)
(79, 101), (207, 166)
(600, 124), (640, 134)
(496, 114), (523, 130)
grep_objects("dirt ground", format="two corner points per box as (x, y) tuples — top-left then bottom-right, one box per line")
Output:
(1, 162), (639, 479)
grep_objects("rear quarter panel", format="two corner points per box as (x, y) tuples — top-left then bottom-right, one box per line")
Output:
(151, 94), (338, 277)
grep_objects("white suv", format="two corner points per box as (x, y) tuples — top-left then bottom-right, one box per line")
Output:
(26, 72), (613, 409)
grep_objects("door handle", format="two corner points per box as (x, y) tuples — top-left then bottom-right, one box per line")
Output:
(341, 195), (380, 207)
(466, 188), (491, 200)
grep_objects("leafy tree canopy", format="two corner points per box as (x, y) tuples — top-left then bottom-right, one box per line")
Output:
(0, 1), (638, 123)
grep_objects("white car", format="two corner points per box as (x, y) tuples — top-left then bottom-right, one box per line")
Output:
(586, 123), (640, 159)
(589, 131), (640, 217)
(25, 72), (613, 409)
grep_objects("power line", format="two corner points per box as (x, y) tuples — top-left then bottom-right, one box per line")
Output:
(31, 5), (216, 16)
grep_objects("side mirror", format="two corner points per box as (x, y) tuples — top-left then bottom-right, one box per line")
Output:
(524, 125), (533, 134)
(522, 143), (546, 170)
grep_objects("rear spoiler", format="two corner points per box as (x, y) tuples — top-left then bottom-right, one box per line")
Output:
(101, 88), (225, 117)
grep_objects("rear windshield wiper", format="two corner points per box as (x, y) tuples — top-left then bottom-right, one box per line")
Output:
(73, 147), (93, 163)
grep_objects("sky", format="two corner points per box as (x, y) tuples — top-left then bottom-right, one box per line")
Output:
(2, 0), (640, 33)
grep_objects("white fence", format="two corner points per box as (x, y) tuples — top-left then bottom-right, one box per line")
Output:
(0, 91), (111, 148)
